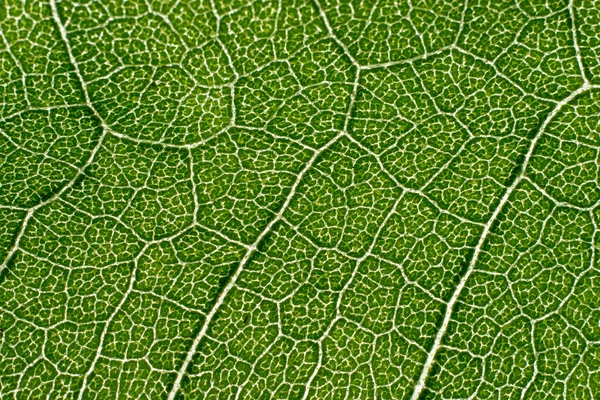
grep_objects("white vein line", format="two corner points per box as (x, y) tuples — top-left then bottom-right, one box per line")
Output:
(567, 0), (589, 85)
(524, 176), (600, 212)
(48, 3), (151, 396)
(76, 243), (149, 400)
(311, 0), (361, 68)
(0, 209), (34, 275)
(452, 46), (558, 104)
(0, 24), (30, 106)
(343, 133), (486, 228)
(0, 134), (106, 276)
(300, 191), (406, 400)
(0, 1), (108, 275)
(50, 0), (93, 106)
(409, 82), (592, 400)
(168, 65), (361, 400)
(166, 131), (344, 400)
(453, 0), (469, 47)
(361, 47), (451, 70)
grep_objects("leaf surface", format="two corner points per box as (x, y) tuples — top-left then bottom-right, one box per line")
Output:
(0, 0), (599, 398)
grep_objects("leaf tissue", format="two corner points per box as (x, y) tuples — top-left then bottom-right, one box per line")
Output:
(0, 0), (599, 398)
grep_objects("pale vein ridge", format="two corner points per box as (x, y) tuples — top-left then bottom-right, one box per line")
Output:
(568, 0), (589, 85)
(0, 0), (108, 276)
(168, 66), (362, 400)
(75, 243), (149, 400)
(409, 82), (592, 400)
(300, 191), (407, 400)
(311, 0), (361, 68)
(166, 131), (345, 400)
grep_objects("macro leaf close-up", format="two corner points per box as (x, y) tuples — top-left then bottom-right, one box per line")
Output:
(1, 0), (599, 398)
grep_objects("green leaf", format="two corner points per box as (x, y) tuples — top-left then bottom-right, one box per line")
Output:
(1, 0), (599, 398)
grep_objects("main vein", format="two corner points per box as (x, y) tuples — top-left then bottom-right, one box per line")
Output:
(166, 132), (341, 399)
(0, 0), (107, 276)
(167, 66), (361, 399)
(409, 82), (592, 400)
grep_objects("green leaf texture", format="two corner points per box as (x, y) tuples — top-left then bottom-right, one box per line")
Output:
(1, 0), (599, 398)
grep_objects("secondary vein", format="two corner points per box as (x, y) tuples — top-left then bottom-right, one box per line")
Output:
(409, 82), (592, 400)
(167, 67), (361, 400)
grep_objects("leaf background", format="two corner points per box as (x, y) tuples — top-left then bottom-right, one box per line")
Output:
(0, 0), (599, 398)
